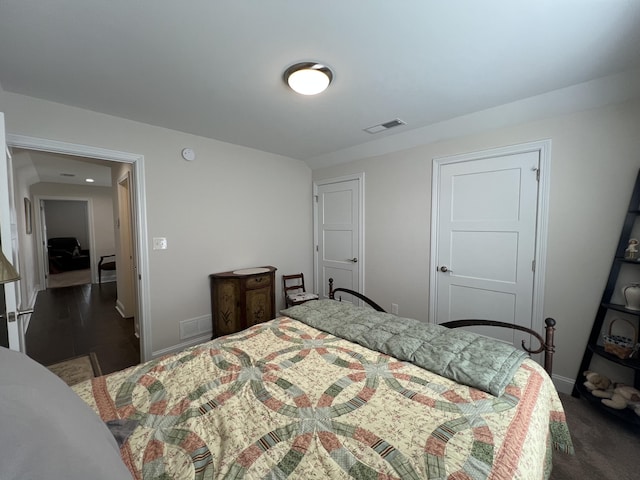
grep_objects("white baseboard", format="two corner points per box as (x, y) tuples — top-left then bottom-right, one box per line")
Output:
(552, 374), (575, 395)
(152, 333), (212, 359)
(115, 300), (126, 318)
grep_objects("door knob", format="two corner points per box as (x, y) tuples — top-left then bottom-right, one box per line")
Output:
(7, 308), (35, 323)
(439, 266), (452, 273)
(349, 257), (358, 263)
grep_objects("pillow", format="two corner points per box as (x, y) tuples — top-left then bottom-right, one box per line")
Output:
(0, 347), (132, 480)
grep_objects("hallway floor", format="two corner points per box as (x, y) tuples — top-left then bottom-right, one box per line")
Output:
(25, 282), (140, 375)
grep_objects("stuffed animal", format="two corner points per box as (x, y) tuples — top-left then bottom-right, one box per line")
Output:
(583, 370), (612, 393)
(601, 385), (640, 415)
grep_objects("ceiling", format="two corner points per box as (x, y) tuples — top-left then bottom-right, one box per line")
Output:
(14, 150), (113, 188)
(1, 1), (640, 171)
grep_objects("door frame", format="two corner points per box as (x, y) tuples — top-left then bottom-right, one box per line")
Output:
(116, 171), (137, 322)
(429, 140), (551, 335)
(36, 196), (94, 287)
(5, 133), (152, 362)
(313, 173), (365, 297)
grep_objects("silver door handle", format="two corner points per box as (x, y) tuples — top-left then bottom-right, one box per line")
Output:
(348, 257), (358, 263)
(439, 266), (452, 273)
(7, 308), (34, 322)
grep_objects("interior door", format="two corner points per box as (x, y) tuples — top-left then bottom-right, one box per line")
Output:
(315, 176), (362, 302)
(39, 199), (50, 287)
(117, 172), (137, 323)
(433, 151), (539, 345)
(0, 112), (24, 351)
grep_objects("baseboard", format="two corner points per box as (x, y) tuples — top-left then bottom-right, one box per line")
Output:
(552, 374), (575, 395)
(115, 300), (126, 318)
(152, 334), (212, 359)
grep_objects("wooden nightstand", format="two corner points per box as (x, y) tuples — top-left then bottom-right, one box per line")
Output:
(209, 266), (277, 338)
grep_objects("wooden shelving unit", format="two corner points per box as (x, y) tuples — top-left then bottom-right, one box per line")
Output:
(572, 170), (640, 428)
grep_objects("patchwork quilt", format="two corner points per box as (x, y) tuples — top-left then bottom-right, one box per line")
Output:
(74, 316), (573, 479)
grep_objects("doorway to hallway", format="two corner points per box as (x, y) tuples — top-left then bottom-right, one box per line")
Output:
(25, 282), (139, 375)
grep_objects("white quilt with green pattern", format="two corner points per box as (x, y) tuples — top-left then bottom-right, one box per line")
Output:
(74, 315), (573, 479)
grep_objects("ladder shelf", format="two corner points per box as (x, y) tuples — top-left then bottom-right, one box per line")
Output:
(572, 169), (640, 427)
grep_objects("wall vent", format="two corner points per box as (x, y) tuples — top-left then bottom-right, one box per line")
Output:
(364, 118), (406, 134)
(179, 315), (212, 340)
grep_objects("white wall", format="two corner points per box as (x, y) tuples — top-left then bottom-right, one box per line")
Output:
(11, 150), (40, 310)
(0, 92), (313, 355)
(43, 200), (90, 247)
(313, 99), (640, 391)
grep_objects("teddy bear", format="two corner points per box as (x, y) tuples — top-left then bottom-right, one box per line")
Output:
(583, 370), (613, 397)
(601, 385), (640, 416)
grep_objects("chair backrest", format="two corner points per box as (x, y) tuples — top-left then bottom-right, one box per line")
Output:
(283, 273), (306, 298)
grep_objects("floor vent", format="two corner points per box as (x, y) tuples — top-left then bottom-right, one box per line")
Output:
(364, 118), (406, 134)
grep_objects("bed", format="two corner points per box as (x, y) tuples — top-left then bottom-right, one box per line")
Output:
(0, 286), (573, 480)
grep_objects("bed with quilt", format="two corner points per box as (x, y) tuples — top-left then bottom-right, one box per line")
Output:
(66, 297), (572, 480)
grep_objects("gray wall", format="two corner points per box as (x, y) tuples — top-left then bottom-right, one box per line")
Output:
(5, 83), (640, 393)
(313, 98), (640, 393)
(43, 200), (89, 248)
(1, 90), (313, 356)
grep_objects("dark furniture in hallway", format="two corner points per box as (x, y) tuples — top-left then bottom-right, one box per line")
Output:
(47, 237), (90, 272)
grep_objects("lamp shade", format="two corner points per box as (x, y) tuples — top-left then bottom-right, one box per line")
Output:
(0, 250), (20, 284)
(284, 62), (333, 95)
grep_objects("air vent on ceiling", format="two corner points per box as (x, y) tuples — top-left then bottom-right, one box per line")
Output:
(364, 118), (406, 134)
(60, 173), (76, 177)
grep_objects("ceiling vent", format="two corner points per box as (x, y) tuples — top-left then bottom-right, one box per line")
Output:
(364, 118), (406, 134)
(60, 173), (76, 177)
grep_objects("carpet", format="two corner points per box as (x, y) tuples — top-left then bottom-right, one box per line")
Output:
(46, 353), (102, 386)
(48, 268), (91, 288)
(551, 392), (640, 479)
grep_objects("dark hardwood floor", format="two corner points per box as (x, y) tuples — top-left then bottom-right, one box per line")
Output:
(25, 282), (140, 375)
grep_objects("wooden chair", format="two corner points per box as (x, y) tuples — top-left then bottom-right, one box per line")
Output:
(98, 255), (116, 284)
(283, 273), (318, 307)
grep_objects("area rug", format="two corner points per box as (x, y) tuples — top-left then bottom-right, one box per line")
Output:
(48, 268), (91, 288)
(46, 352), (102, 386)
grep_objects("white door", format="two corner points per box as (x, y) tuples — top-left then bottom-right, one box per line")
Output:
(432, 150), (540, 345)
(315, 176), (363, 301)
(0, 112), (24, 351)
(117, 172), (137, 324)
(39, 199), (50, 287)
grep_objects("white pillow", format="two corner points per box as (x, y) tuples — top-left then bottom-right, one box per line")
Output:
(0, 347), (132, 480)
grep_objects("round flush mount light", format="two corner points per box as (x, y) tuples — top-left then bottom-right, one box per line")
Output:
(283, 62), (333, 95)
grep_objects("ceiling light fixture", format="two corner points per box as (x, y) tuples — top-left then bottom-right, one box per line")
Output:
(284, 62), (333, 95)
(85, 178), (95, 183)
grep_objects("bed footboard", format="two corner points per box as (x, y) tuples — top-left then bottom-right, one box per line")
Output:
(327, 278), (556, 375)
(328, 278), (386, 312)
(440, 318), (556, 376)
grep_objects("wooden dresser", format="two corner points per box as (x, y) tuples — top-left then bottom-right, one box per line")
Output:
(209, 266), (277, 337)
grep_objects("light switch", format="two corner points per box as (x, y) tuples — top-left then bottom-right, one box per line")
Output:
(153, 237), (167, 250)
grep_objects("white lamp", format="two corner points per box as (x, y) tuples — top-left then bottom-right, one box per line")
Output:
(0, 250), (19, 284)
(284, 62), (333, 95)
